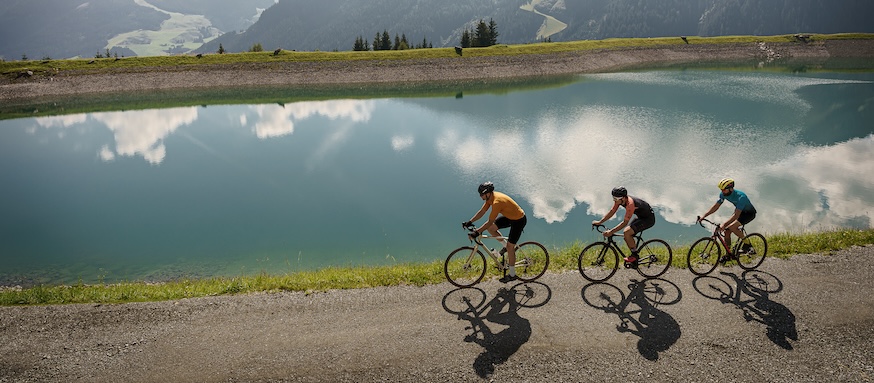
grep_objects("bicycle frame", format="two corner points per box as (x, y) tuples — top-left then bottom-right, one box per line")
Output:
(594, 225), (646, 265)
(699, 217), (748, 254)
(467, 229), (511, 271)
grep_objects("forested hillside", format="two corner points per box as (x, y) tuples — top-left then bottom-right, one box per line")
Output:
(3, 0), (872, 60)
(0, 0), (274, 60)
(198, 0), (874, 53)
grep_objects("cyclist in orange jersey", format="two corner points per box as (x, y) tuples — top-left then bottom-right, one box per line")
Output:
(463, 181), (528, 283)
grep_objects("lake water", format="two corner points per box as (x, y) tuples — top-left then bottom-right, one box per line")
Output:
(1, 68), (872, 286)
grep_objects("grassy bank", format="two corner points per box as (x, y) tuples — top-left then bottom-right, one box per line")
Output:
(2, 33), (873, 76)
(2, 228), (872, 306)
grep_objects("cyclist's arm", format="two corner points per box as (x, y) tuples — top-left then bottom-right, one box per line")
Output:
(608, 201), (635, 235)
(469, 200), (492, 234)
(699, 201), (722, 221)
(593, 202), (620, 226)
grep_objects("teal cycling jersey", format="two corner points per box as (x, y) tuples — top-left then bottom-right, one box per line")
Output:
(717, 189), (755, 212)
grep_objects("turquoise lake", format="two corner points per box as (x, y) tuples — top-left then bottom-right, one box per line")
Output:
(1, 68), (872, 286)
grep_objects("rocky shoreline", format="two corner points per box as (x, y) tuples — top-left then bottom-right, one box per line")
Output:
(3, 39), (874, 103)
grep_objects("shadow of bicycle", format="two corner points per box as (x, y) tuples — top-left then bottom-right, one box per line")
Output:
(692, 270), (798, 350)
(442, 282), (552, 378)
(580, 278), (682, 361)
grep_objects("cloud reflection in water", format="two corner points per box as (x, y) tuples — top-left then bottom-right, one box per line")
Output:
(437, 105), (872, 233)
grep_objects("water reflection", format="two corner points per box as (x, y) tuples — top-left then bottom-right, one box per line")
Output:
(2, 69), (872, 285)
(435, 71), (874, 233)
(35, 107), (198, 164)
(247, 100), (375, 139)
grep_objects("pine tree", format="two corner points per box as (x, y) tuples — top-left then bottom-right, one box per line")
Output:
(373, 32), (381, 51)
(488, 18), (499, 46)
(474, 19), (490, 47)
(460, 30), (471, 48)
(381, 30), (391, 51)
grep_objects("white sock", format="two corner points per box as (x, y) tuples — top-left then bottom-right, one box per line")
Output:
(509, 266), (516, 276)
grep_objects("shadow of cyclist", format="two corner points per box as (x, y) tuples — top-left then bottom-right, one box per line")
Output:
(695, 271), (798, 350)
(443, 282), (551, 378)
(581, 279), (682, 361)
(732, 271), (798, 350)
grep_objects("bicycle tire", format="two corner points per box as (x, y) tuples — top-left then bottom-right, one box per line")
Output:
(687, 237), (720, 276)
(636, 238), (672, 278)
(578, 242), (619, 282)
(514, 241), (549, 282)
(735, 232), (767, 270)
(444, 246), (487, 287)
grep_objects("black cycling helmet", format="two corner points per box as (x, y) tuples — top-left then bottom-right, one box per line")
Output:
(478, 182), (495, 195)
(611, 186), (628, 198)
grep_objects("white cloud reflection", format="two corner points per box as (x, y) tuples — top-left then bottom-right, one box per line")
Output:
(391, 135), (415, 151)
(34, 107), (198, 164)
(92, 107), (198, 164)
(247, 100), (374, 139)
(437, 105), (873, 233)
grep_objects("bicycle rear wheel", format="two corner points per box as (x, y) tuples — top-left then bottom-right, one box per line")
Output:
(514, 241), (549, 282)
(687, 237), (720, 276)
(578, 242), (619, 282)
(735, 233), (767, 270)
(444, 246), (487, 287)
(636, 238), (672, 278)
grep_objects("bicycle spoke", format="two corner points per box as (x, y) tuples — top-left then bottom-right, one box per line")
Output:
(736, 233), (767, 270)
(687, 237), (719, 276)
(636, 239), (672, 278)
(579, 242), (618, 282)
(514, 242), (549, 282)
(444, 247), (487, 287)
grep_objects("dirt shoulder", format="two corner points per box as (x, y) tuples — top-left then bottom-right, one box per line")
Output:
(2, 246), (873, 382)
(3, 39), (874, 103)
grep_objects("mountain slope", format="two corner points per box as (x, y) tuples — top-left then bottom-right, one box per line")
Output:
(198, 0), (874, 54)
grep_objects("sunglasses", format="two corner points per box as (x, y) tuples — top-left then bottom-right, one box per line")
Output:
(613, 196), (623, 201)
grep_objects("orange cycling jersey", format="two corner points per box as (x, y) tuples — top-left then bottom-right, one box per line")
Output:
(487, 191), (525, 222)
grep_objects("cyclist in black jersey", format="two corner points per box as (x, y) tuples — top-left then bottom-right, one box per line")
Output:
(592, 186), (656, 264)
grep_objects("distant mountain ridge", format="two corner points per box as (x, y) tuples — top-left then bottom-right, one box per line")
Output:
(197, 0), (874, 53)
(0, 0), (275, 60)
(2, 0), (872, 60)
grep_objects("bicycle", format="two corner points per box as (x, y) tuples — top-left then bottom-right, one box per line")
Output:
(686, 217), (768, 276)
(444, 223), (549, 288)
(577, 224), (672, 282)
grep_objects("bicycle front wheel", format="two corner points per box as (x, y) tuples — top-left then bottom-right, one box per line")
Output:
(736, 233), (767, 270)
(636, 239), (672, 278)
(578, 242), (619, 282)
(687, 237), (720, 276)
(514, 241), (549, 282)
(444, 246), (487, 288)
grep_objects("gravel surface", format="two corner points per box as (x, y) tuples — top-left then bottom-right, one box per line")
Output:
(2, 246), (873, 382)
(3, 39), (874, 102)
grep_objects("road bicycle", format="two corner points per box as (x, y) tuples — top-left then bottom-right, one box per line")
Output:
(686, 217), (768, 276)
(444, 223), (549, 288)
(577, 224), (672, 282)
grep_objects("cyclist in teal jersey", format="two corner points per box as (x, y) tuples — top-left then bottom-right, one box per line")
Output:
(697, 178), (757, 259)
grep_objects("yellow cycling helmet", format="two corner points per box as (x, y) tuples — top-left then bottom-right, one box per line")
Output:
(718, 178), (735, 190)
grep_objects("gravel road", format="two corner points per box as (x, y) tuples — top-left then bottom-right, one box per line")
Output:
(3, 39), (874, 102)
(2, 246), (873, 382)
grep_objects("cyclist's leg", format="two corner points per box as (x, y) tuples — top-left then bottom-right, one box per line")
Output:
(626, 216), (655, 261)
(491, 216), (512, 249)
(736, 210), (757, 252)
(504, 216), (527, 276)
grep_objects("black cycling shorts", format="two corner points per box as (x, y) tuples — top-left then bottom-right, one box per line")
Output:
(739, 209), (757, 225)
(629, 213), (656, 234)
(495, 215), (527, 245)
